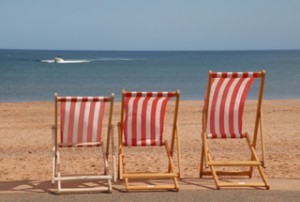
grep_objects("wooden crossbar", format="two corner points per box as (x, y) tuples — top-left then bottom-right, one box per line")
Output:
(126, 185), (178, 191)
(208, 161), (261, 166)
(54, 175), (112, 182)
(58, 187), (111, 193)
(122, 173), (178, 179)
(218, 182), (268, 188)
(201, 171), (251, 176)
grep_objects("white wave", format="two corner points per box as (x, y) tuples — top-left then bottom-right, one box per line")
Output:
(41, 59), (91, 64)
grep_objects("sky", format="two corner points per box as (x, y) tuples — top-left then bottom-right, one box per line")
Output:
(1, 0), (300, 51)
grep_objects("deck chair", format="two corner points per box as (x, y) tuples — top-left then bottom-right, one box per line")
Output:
(200, 71), (270, 189)
(52, 93), (115, 193)
(118, 90), (181, 191)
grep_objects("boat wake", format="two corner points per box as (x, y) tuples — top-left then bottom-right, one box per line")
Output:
(41, 57), (136, 64)
(41, 59), (90, 64)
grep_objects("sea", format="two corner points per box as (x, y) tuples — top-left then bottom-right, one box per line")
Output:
(0, 49), (300, 102)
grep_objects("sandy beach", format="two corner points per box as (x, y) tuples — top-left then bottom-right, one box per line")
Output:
(0, 99), (299, 187)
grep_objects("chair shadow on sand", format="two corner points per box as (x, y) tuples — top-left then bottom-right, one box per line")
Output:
(0, 180), (56, 194)
(0, 180), (113, 194)
(0, 178), (227, 193)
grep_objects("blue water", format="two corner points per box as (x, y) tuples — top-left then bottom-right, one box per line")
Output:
(0, 49), (300, 102)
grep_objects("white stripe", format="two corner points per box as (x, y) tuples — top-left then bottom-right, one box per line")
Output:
(162, 92), (168, 97)
(224, 79), (240, 138)
(63, 98), (71, 143)
(214, 78), (230, 138)
(92, 102), (101, 142)
(136, 97), (145, 146)
(155, 97), (165, 145)
(126, 96), (135, 146)
(72, 100), (82, 144)
(237, 72), (243, 78)
(233, 78), (250, 137)
(207, 78), (219, 135)
(82, 102), (91, 143)
(145, 97), (156, 145)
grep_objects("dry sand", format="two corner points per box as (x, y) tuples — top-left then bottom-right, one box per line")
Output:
(0, 99), (299, 186)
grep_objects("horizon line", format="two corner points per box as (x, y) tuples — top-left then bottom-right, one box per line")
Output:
(1, 48), (300, 52)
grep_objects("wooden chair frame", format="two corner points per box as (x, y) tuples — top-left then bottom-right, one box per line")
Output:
(52, 93), (115, 193)
(200, 71), (270, 189)
(118, 89), (182, 191)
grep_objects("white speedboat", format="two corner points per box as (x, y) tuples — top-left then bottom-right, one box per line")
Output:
(54, 56), (64, 63)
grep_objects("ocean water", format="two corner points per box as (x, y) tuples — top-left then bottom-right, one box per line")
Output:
(0, 49), (300, 102)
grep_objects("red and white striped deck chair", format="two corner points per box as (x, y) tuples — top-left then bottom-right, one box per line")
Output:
(200, 71), (270, 189)
(118, 90), (181, 191)
(52, 93), (115, 193)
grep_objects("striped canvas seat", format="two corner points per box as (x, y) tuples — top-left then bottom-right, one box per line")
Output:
(206, 72), (259, 139)
(200, 71), (270, 190)
(118, 90), (182, 191)
(59, 96), (108, 146)
(123, 91), (175, 146)
(52, 93), (115, 193)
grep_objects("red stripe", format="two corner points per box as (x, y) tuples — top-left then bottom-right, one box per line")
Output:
(159, 98), (170, 144)
(136, 92), (143, 97)
(82, 97), (88, 102)
(124, 92), (132, 97)
(168, 92), (175, 97)
(60, 97), (67, 102)
(232, 72), (238, 78)
(96, 102), (105, 142)
(60, 102), (66, 144)
(87, 102), (95, 142)
(210, 78), (224, 138)
(131, 97), (140, 146)
(77, 101), (86, 143)
(123, 97), (130, 146)
(211, 72), (217, 78)
(147, 92), (153, 97)
(219, 78), (234, 138)
(228, 79), (244, 138)
(71, 97), (77, 102)
(238, 78), (255, 134)
(157, 92), (163, 97)
(253, 72), (260, 77)
(150, 98), (159, 146)
(67, 98), (77, 144)
(141, 97), (150, 145)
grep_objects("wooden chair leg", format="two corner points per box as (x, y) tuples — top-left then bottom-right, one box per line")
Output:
(200, 145), (205, 178)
